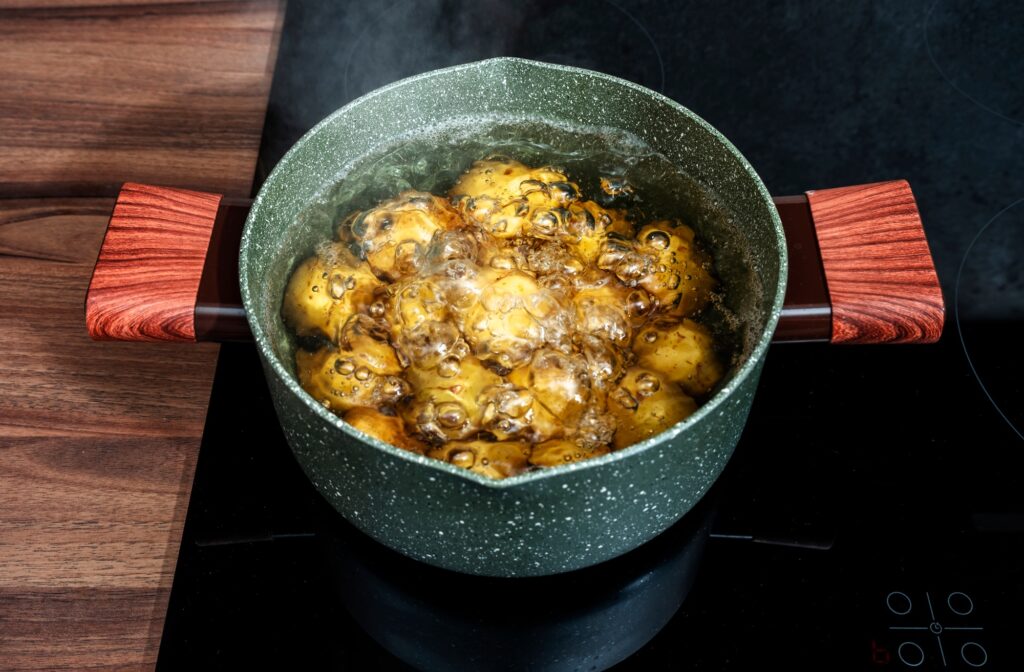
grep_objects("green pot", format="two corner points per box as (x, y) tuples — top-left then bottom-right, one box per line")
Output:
(239, 58), (786, 577)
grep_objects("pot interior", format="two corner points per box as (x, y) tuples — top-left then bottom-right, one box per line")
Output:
(241, 58), (786, 449)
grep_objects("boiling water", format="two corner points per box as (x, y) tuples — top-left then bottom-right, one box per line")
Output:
(290, 114), (761, 372)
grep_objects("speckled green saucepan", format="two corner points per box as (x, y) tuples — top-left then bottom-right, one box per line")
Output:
(239, 58), (786, 577)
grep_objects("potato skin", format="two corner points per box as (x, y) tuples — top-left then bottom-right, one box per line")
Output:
(345, 191), (463, 281)
(281, 244), (381, 341)
(344, 407), (427, 454)
(428, 441), (532, 479)
(632, 318), (723, 397)
(529, 439), (610, 468)
(634, 222), (716, 317)
(607, 367), (698, 450)
(296, 347), (409, 414)
(287, 156), (726, 477)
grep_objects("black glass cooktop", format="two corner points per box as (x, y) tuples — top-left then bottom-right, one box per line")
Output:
(158, 0), (1023, 669)
(156, 320), (1024, 671)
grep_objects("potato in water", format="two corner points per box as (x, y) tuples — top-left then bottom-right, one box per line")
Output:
(282, 157), (725, 479)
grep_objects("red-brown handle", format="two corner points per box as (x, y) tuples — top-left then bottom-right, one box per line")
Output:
(86, 183), (222, 342)
(804, 180), (944, 344)
(86, 181), (944, 346)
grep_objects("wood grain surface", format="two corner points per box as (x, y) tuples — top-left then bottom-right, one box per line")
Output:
(0, 1), (284, 669)
(0, 199), (221, 670)
(0, 0), (283, 198)
(86, 184), (222, 342)
(806, 180), (945, 344)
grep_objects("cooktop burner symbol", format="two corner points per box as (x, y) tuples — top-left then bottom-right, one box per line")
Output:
(887, 591), (913, 616)
(886, 590), (987, 667)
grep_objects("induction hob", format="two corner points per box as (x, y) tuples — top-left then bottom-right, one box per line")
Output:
(158, 1), (1023, 669)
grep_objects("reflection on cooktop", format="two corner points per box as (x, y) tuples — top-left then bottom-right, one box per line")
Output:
(158, 320), (1024, 669)
(326, 487), (710, 671)
(925, 0), (1024, 125)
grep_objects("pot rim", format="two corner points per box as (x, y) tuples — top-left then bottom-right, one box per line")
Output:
(240, 57), (788, 490)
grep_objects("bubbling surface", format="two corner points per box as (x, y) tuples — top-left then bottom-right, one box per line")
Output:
(282, 154), (731, 480)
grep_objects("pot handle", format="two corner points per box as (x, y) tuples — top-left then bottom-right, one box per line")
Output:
(86, 180), (944, 345)
(774, 180), (944, 344)
(85, 183), (250, 342)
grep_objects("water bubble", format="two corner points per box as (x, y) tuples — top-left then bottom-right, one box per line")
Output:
(334, 359), (355, 376)
(449, 449), (475, 468)
(436, 402), (467, 428)
(611, 387), (638, 409)
(328, 273), (347, 299)
(354, 367), (372, 381)
(645, 230), (671, 249)
(635, 372), (661, 397)
(491, 255), (516, 270)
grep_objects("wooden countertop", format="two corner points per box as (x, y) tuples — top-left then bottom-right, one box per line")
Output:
(0, 2), (284, 669)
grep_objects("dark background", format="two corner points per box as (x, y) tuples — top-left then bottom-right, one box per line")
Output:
(259, 0), (1023, 321)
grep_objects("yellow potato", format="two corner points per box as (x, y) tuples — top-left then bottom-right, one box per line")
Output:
(346, 191), (462, 281)
(295, 347), (409, 413)
(507, 349), (591, 426)
(428, 440), (532, 479)
(607, 367), (697, 450)
(529, 439), (610, 468)
(573, 284), (633, 347)
(281, 243), (381, 341)
(634, 222), (716, 316)
(401, 355), (502, 443)
(284, 156), (727, 478)
(478, 382), (564, 444)
(564, 201), (634, 264)
(343, 407), (427, 454)
(464, 270), (561, 371)
(632, 318), (723, 397)
(336, 314), (402, 376)
(449, 158), (580, 239)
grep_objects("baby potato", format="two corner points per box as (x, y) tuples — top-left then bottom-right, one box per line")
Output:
(608, 367), (697, 450)
(428, 440), (532, 479)
(576, 332), (628, 390)
(287, 155), (728, 478)
(343, 407), (427, 454)
(281, 243), (381, 341)
(507, 349), (591, 426)
(564, 201), (634, 264)
(296, 347), (409, 413)
(401, 354), (502, 443)
(478, 382), (564, 444)
(449, 158), (580, 239)
(634, 222), (716, 316)
(529, 439), (610, 468)
(573, 284), (633, 347)
(633, 318), (723, 397)
(346, 191), (463, 281)
(337, 314), (402, 376)
(464, 270), (560, 371)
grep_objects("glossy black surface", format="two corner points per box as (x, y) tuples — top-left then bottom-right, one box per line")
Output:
(158, 1), (1024, 668)
(259, 0), (1024, 320)
(158, 320), (1024, 670)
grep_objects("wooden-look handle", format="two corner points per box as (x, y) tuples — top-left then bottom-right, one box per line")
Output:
(806, 180), (944, 344)
(85, 181), (943, 346)
(86, 183), (222, 342)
